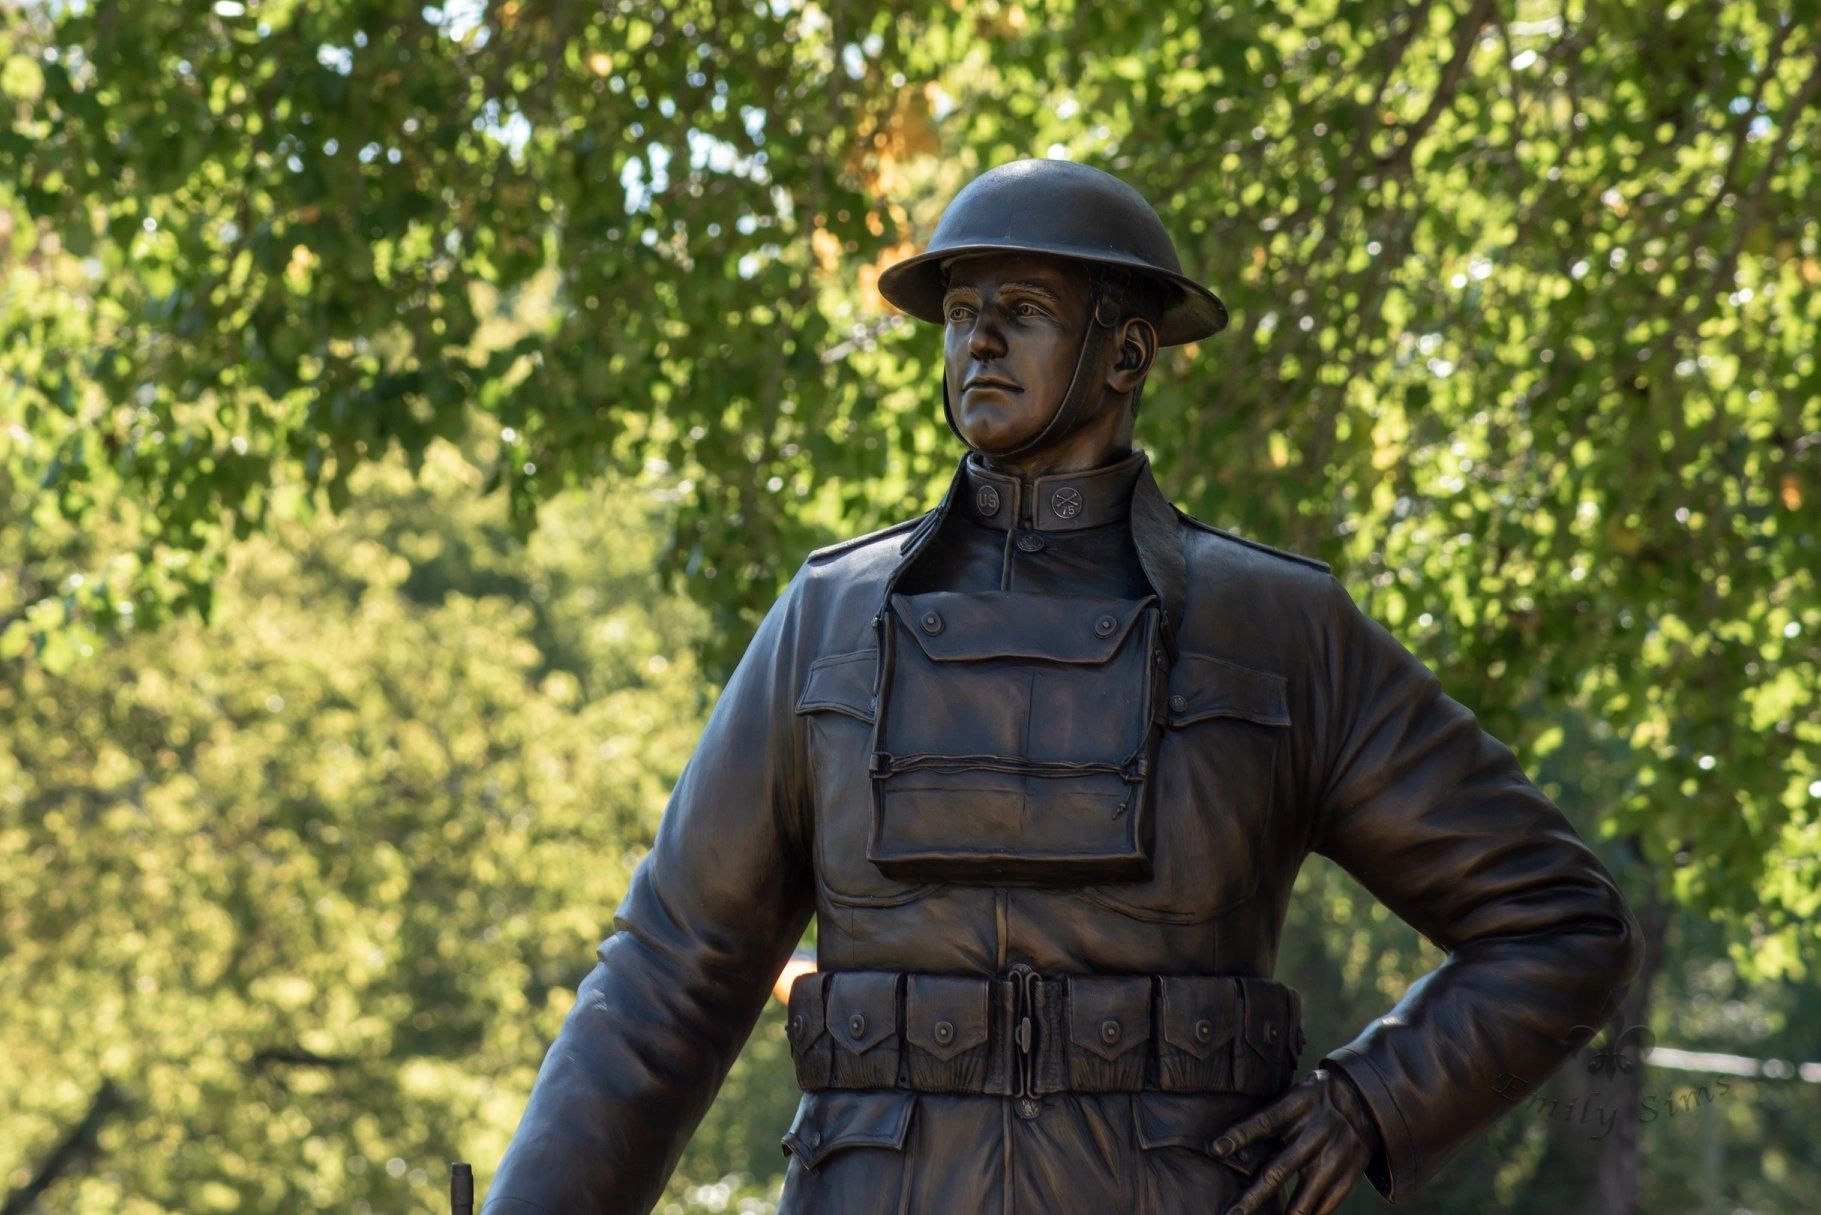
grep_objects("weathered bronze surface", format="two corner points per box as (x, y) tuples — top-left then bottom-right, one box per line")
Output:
(484, 159), (1643, 1215)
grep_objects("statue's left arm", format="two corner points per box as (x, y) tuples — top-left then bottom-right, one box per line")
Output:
(484, 570), (817, 1214)
(1305, 574), (1644, 1203)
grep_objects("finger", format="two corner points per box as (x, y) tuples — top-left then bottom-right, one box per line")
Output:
(1225, 1127), (1325, 1215)
(1282, 1141), (1368, 1215)
(1213, 1085), (1314, 1158)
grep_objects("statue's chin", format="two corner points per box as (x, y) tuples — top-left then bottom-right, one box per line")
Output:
(956, 408), (1053, 458)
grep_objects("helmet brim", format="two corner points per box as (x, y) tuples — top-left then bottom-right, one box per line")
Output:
(876, 243), (1229, 346)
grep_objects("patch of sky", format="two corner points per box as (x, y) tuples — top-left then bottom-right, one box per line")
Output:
(473, 97), (532, 160)
(741, 105), (766, 142)
(621, 146), (670, 213)
(423, 1), (487, 41)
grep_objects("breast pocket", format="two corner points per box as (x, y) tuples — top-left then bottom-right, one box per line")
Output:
(1084, 652), (1290, 923)
(794, 648), (937, 906)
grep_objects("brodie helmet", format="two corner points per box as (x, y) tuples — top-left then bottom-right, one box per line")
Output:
(876, 159), (1228, 457)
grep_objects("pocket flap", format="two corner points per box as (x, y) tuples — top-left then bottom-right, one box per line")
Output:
(826, 971), (899, 1054)
(1135, 1093), (1273, 1175)
(796, 649), (877, 722)
(1166, 653), (1290, 727)
(1067, 975), (1153, 1062)
(1241, 980), (1298, 1061)
(782, 1089), (917, 1171)
(904, 975), (990, 1061)
(890, 591), (1155, 664)
(787, 971), (830, 1050)
(1159, 975), (1240, 1060)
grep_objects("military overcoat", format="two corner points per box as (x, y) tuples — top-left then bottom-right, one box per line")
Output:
(484, 451), (1642, 1214)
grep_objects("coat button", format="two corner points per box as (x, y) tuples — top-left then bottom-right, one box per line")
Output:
(920, 612), (943, 635)
(1016, 533), (1046, 553)
(933, 1020), (955, 1046)
(1169, 694), (1189, 713)
(849, 1012), (867, 1038)
(1100, 1019), (1122, 1045)
(807, 1129), (822, 1149)
(976, 484), (1001, 515)
(1094, 615), (1119, 638)
(1194, 1019), (1213, 1044)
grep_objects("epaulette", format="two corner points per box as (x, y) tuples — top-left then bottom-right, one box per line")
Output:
(1178, 512), (1331, 572)
(807, 515), (929, 564)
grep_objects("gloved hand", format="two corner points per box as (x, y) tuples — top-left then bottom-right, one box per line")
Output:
(1213, 1066), (1381, 1215)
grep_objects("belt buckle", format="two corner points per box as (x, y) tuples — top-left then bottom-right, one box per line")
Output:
(1009, 964), (1042, 1120)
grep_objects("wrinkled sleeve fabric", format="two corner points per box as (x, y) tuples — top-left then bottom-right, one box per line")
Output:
(484, 569), (817, 1215)
(1307, 575), (1643, 1203)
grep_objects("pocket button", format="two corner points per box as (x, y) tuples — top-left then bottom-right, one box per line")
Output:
(933, 1020), (955, 1046)
(1194, 1019), (1213, 1044)
(1100, 1019), (1122, 1045)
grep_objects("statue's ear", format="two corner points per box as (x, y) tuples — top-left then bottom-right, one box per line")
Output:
(1106, 315), (1158, 395)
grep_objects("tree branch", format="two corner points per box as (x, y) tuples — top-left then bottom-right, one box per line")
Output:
(1, 1080), (125, 1215)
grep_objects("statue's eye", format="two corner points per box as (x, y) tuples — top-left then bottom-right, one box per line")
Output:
(1014, 301), (1043, 317)
(946, 303), (974, 323)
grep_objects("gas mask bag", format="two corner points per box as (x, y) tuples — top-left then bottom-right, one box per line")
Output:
(868, 589), (1167, 885)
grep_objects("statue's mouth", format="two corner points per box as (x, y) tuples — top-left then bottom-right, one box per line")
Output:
(964, 375), (1022, 392)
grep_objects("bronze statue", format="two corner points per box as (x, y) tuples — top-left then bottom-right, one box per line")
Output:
(483, 159), (1643, 1215)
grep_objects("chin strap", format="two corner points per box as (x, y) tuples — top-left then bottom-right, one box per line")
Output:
(946, 267), (1129, 457)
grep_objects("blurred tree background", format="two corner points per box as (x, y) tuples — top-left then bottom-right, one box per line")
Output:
(2, 0), (1817, 1211)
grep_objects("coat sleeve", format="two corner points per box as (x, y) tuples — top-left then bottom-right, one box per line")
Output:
(483, 569), (818, 1215)
(1306, 575), (1643, 1203)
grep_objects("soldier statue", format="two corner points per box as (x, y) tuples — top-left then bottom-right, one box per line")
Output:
(483, 159), (1642, 1215)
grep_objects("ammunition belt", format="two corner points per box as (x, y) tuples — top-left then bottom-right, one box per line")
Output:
(785, 967), (1304, 1099)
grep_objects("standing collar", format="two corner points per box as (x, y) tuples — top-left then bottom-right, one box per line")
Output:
(893, 445), (1188, 657)
(960, 449), (1149, 532)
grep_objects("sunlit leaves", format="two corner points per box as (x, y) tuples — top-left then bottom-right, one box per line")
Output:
(4, 0), (1817, 980)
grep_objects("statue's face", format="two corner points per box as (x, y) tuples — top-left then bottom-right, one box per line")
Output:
(940, 252), (1094, 455)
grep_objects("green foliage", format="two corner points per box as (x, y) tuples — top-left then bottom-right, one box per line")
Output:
(5, 0), (1816, 965)
(4, 0), (1821, 1210)
(0, 444), (738, 1211)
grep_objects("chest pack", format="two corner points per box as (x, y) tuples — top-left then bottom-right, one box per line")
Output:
(867, 589), (1168, 885)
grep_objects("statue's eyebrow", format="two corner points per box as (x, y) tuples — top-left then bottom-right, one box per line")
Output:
(998, 280), (1063, 304)
(942, 281), (1063, 308)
